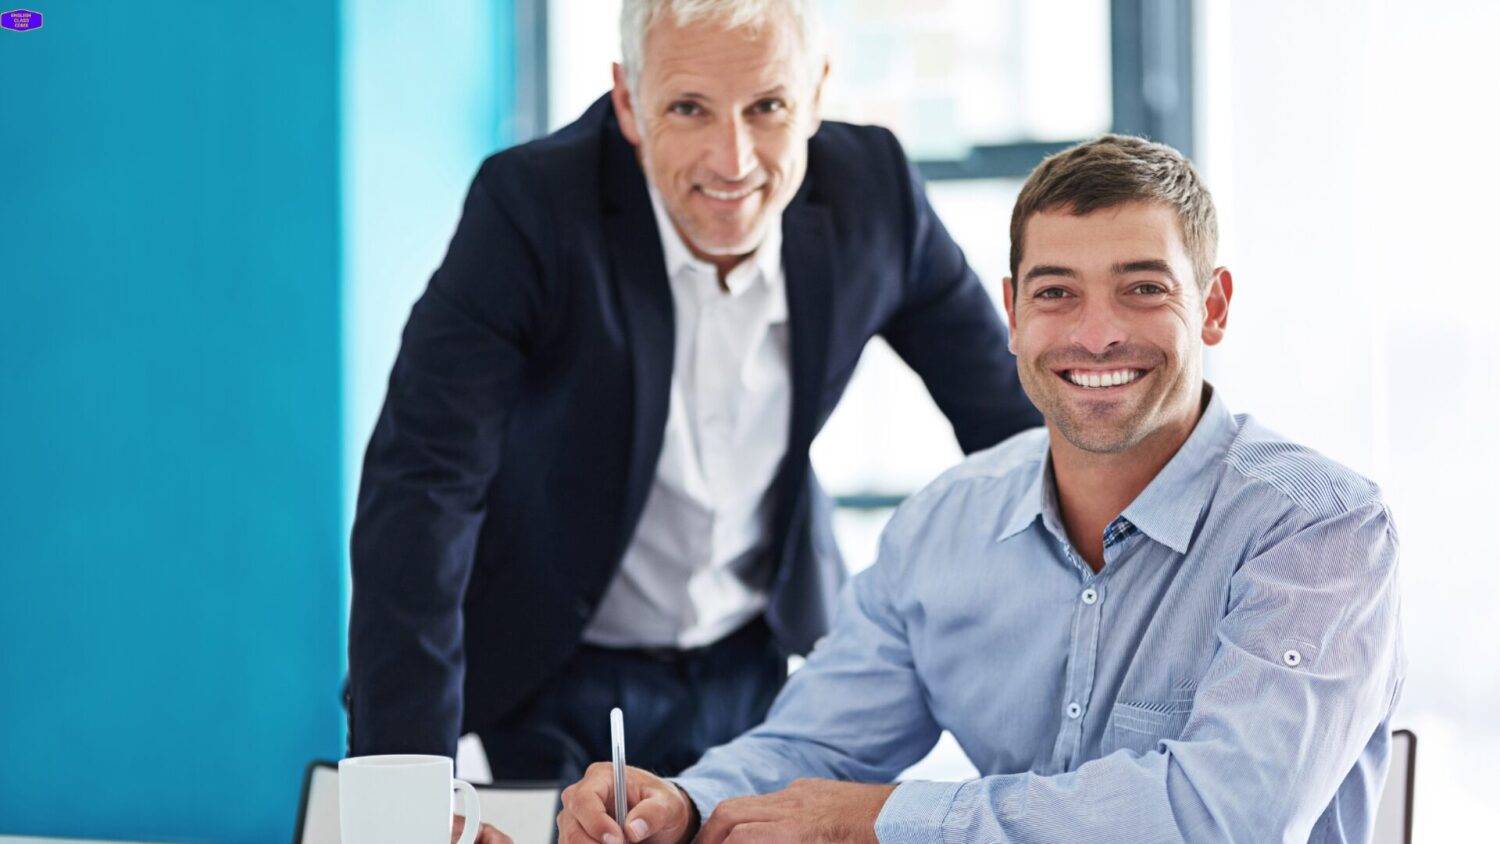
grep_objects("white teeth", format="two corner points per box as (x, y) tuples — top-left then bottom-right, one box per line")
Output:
(702, 186), (756, 201)
(1066, 369), (1142, 388)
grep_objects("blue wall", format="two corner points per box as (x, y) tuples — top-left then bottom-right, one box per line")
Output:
(0, 3), (344, 841)
(0, 1), (519, 839)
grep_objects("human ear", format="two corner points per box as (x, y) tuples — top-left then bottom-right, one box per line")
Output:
(1003, 277), (1019, 355)
(611, 63), (644, 147)
(1201, 267), (1233, 346)
(807, 57), (831, 135)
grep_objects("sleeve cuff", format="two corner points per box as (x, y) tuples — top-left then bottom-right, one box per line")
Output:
(875, 779), (963, 843)
(666, 775), (736, 829)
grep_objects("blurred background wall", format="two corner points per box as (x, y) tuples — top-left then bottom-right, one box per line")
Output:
(1, 1), (1495, 841)
(0, 1), (515, 841)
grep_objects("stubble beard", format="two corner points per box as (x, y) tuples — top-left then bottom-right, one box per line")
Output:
(1018, 349), (1171, 455)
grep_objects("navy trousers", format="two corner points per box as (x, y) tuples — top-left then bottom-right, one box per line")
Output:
(478, 617), (786, 782)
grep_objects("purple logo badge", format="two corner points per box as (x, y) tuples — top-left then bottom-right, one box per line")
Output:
(1, 8), (43, 32)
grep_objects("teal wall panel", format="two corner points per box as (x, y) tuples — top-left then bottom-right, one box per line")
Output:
(0, 3), (345, 841)
(0, 1), (519, 838)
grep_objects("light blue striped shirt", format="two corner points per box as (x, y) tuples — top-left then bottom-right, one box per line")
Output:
(675, 388), (1405, 842)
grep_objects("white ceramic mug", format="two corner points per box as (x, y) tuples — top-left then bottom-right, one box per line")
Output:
(339, 754), (481, 844)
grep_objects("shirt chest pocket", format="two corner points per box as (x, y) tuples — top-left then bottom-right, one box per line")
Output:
(1103, 696), (1194, 756)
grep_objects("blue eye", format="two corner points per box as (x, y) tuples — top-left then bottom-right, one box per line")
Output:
(668, 101), (703, 117)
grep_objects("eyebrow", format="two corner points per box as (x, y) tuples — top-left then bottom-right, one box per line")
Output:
(667, 85), (789, 103)
(1114, 259), (1177, 279)
(1020, 264), (1078, 286)
(1022, 259), (1179, 287)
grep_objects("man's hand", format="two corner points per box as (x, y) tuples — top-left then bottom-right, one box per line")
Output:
(696, 779), (898, 844)
(556, 762), (698, 844)
(451, 814), (513, 843)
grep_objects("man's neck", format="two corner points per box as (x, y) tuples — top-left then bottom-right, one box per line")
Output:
(704, 251), (749, 289)
(674, 222), (752, 291)
(1049, 399), (1205, 572)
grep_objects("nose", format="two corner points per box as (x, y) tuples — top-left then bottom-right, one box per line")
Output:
(1068, 296), (1129, 357)
(704, 114), (756, 182)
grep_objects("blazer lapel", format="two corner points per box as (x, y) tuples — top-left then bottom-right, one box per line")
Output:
(780, 198), (835, 459)
(601, 119), (674, 548)
(769, 193), (836, 564)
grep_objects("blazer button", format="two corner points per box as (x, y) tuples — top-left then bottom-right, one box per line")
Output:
(574, 597), (594, 620)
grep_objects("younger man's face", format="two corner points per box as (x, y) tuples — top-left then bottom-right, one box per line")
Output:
(1003, 201), (1231, 455)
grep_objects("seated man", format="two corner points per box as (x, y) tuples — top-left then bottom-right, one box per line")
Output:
(554, 134), (1406, 843)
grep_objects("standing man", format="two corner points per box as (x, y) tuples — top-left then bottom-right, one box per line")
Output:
(346, 0), (1038, 779)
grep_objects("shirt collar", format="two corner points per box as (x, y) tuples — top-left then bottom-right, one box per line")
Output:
(1119, 384), (1239, 554)
(994, 455), (1050, 544)
(647, 183), (783, 299)
(992, 384), (1239, 554)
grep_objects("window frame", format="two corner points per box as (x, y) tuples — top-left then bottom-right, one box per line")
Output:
(519, 0), (1195, 178)
(914, 0), (1195, 181)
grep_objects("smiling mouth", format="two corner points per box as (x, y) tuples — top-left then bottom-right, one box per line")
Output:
(1057, 368), (1150, 389)
(697, 184), (761, 202)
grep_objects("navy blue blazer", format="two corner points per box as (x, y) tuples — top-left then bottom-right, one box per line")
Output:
(346, 95), (1040, 757)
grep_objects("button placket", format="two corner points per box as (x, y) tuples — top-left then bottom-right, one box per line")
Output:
(695, 301), (737, 497)
(1059, 541), (1091, 578)
(1051, 571), (1104, 771)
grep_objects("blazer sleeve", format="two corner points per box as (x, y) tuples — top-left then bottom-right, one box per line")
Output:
(346, 161), (549, 757)
(877, 138), (1041, 453)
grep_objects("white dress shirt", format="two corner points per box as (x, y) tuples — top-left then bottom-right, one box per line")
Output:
(581, 189), (791, 649)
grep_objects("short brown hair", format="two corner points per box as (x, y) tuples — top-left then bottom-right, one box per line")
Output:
(1009, 134), (1218, 289)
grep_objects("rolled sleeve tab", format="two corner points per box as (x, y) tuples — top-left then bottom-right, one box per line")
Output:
(875, 780), (963, 843)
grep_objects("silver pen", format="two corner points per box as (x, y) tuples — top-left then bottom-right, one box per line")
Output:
(610, 707), (629, 829)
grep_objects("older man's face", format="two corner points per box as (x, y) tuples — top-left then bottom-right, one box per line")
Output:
(611, 11), (824, 264)
(1003, 201), (1231, 455)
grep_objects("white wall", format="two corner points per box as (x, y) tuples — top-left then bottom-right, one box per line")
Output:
(1197, 2), (1500, 838)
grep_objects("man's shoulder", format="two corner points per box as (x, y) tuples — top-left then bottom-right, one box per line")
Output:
(805, 119), (912, 207)
(896, 427), (1050, 519)
(473, 97), (614, 215)
(809, 119), (902, 165)
(1221, 414), (1386, 521)
(946, 425), (1051, 482)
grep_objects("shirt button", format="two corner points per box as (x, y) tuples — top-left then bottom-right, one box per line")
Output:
(1081, 588), (1098, 605)
(1066, 702), (1082, 719)
(1283, 649), (1302, 667)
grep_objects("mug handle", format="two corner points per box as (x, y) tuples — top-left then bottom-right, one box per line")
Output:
(452, 779), (482, 844)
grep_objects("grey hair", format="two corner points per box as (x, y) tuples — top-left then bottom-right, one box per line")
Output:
(619, 0), (823, 93)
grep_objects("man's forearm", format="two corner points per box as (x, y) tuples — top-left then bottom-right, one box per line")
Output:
(346, 624), (465, 756)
